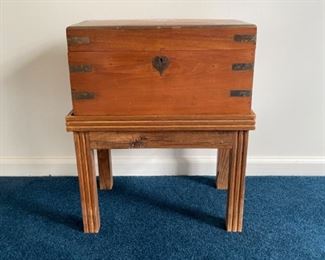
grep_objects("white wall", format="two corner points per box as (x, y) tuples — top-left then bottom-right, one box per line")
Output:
(0, 0), (324, 176)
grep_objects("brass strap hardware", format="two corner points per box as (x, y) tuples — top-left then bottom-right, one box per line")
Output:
(230, 90), (252, 97)
(234, 34), (256, 43)
(67, 36), (90, 45)
(232, 63), (254, 71)
(72, 91), (95, 100)
(69, 64), (93, 73)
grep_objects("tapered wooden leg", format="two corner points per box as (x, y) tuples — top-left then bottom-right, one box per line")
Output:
(74, 132), (100, 233)
(226, 131), (248, 232)
(97, 149), (113, 190)
(216, 149), (230, 190)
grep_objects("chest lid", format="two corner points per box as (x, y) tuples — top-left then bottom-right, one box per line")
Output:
(66, 19), (256, 51)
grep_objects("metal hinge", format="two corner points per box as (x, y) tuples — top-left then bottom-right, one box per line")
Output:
(234, 34), (256, 43)
(232, 63), (254, 71)
(72, 91), (95, 100)
(230, 90), (252, 97)
(69, 64), (93, 73)
(67, 36), (90, 45)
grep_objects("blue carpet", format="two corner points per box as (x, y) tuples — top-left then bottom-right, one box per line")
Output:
(0, 176), (324, 259)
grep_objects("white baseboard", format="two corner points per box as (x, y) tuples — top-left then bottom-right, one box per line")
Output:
(0, 156), (324, 176)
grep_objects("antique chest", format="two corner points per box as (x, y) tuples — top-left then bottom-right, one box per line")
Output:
(66, 20), (256, 116)
(65, 20), (257, 233)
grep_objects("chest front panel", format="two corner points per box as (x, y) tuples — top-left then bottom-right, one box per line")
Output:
(66, 21), (257, 116)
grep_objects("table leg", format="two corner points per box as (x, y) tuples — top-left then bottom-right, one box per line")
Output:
(226, 131), (248, 232)
(74, 132), (100, 233)
(216, 149), (230, 190)
(97, 149), (113, 190)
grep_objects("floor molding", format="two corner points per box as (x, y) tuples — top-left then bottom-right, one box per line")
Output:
(0, 155), (324, 176)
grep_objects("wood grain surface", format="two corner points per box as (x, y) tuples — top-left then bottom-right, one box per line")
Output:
(74, 132), (100, 233)
(67, 24), (256, 52)
(216, 149), (230, 190)
(97, 149), (113, 190)
(66, 111), (256, 132)
(226, 131), (248, 232)
(68, 49), (254, 116)
(89, 131), (234, 149)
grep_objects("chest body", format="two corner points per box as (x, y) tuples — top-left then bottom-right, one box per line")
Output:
(66, 20), (256, 117)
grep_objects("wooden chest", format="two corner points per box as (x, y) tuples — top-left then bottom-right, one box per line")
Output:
(65, 20), (257, 233)
(66, 20), (256, 117)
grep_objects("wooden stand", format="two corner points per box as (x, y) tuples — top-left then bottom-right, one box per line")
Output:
(66, 111), (255, 233)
